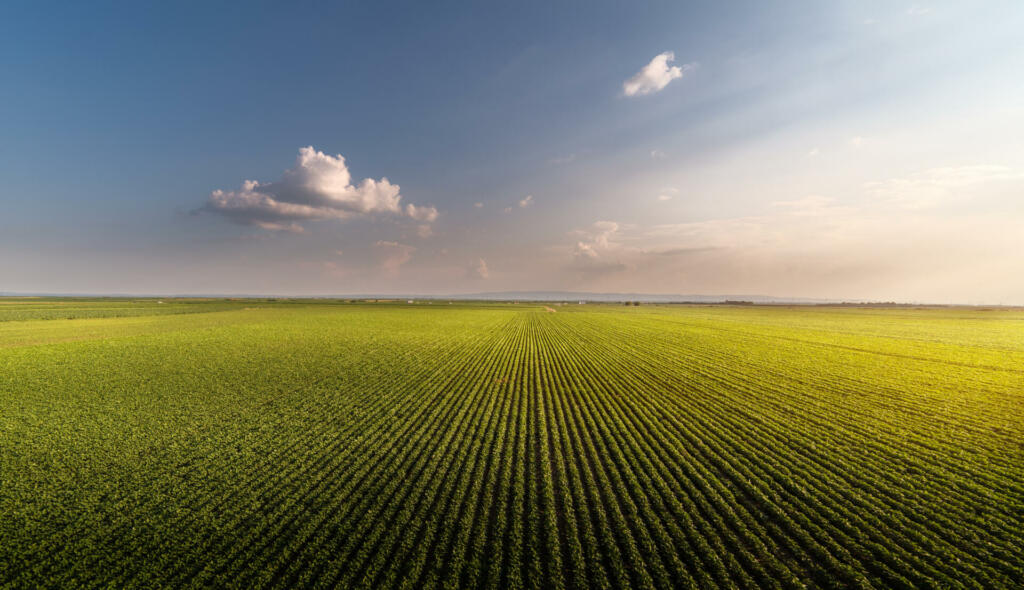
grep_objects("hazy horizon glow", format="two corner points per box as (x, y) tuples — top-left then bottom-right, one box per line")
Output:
(2, 2), (1023, 303)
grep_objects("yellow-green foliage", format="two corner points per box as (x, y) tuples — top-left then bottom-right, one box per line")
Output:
(1, 300), (1022, 588)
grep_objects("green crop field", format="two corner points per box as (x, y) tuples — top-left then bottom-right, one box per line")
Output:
(1, 298), (1022, 589)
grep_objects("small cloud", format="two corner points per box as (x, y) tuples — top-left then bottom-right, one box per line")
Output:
(650, 149), (667, 160)
(574, 241), (599, 259)
(807, 148), (820, 157)
(548, 154), (576, 165)
(623, 52), (695, 97)
(862, 18), (876, 25)
(474, 202), (484, 208)
(657, 194), (673, 201)
(850, 136), (865, 148)
(470, 258), (489, 279)
(572, 220), (621, 262)
(406, 203), (439, 223)
(199, 146), (438, 233)
(907, 5), (931, 16)
(253, 220), (306, 233)
(416, 224), (433, 238)
(519, 195), (534, 208)
(503, 207), (512, 214)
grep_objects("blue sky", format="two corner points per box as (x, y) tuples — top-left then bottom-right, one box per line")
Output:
(2, 1), (1023, 302)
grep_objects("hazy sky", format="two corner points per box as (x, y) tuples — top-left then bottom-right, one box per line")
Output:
(3, 1), (1023, 302)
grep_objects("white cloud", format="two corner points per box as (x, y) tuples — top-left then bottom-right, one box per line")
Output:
(623, 52), (694, 97)
(650, 149), (667, 160)
(202, 146), (437, 232)
(849, 136), (865, 148)
(405, 203), (439, 222)
(572, 220), (620, 261)
(657, 194), (673, 201)
(907, 5), (932, 16)
(470, 258), (489, 279)
(519, 195), (534, 208)
(806, 148), (820, 157)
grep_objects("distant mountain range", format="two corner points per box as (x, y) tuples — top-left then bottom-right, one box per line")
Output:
(443, 291), (839, 304)
(1, 289), (841, 303)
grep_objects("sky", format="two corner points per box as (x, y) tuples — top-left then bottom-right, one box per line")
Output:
(2, 1), (1023, 303)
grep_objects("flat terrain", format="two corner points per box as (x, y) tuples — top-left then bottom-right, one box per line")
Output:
(1, 299), (1022, 588)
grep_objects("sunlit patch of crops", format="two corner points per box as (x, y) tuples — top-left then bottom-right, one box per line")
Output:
(1, 299), (1022, 588)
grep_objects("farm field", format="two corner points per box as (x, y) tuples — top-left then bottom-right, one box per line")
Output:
(1, 299), (1023, 589)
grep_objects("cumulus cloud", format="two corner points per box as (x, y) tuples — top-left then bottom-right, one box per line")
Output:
(201, 146), (437, 232)
(470, 258), (489, 279)
(623, 52), (694, 97)
(519, 195), (534, 208)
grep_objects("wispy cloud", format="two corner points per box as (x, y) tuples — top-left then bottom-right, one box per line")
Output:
(864, 165), (1023, 208)
(470, 258), (489, 279)
(200, 146), (437, 232)
(374, 240), (415, 273)
(519, 195), (534, 208)
(554, 164), (1024, 297)
(623, 52), (694, 97)
(650, 149), (667, 160)
(572, 220), (620, 260)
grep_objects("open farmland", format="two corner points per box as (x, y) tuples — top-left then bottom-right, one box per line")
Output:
(1, 299), (1022, 589)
